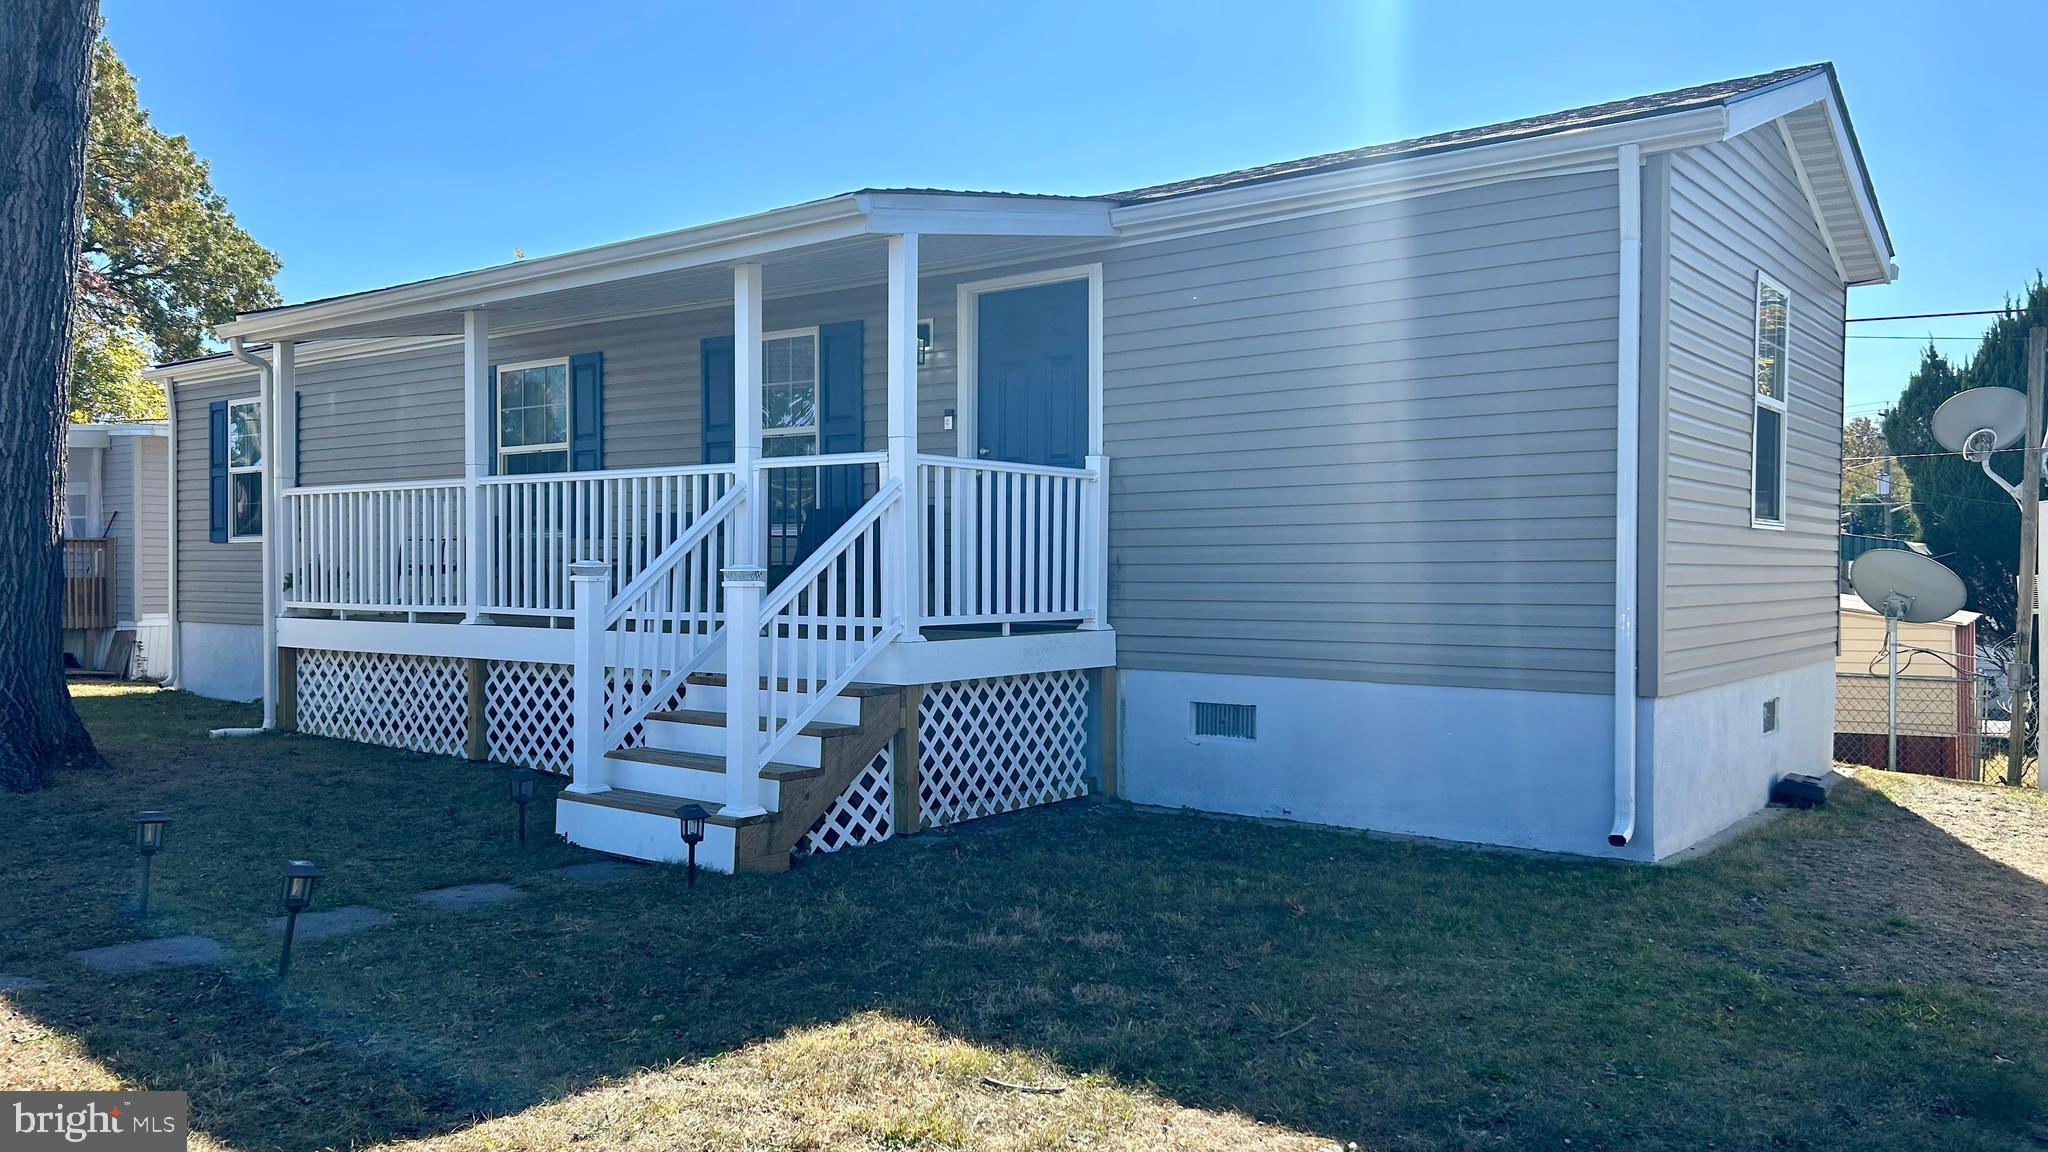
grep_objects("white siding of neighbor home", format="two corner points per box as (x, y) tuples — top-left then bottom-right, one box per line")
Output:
(1653, 128), (1845, 696)
(100, 437), (137, 620)
(134, 435), (170, 617)
(1097, 170), (1623, 693)
(173, 373), (265, 626)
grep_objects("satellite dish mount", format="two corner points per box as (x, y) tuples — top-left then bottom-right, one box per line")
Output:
(1849, 549), (1968, 774)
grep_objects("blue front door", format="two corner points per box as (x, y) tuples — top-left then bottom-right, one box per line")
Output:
(976, 279), (1088, 467)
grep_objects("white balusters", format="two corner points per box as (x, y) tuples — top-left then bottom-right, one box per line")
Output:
(915, 455), (1099, 627)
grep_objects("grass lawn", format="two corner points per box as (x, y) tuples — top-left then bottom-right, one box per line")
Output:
(2, 684), (2046, 1150)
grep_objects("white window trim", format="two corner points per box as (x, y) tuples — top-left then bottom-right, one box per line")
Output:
(1751, 270), (1790, 530)
(759, 326), (821, 452)
(494, 356), (572, 471)
(955, 264), (1105, 462)
(227, 395), (265, 543)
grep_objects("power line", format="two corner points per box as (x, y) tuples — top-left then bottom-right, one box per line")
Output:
(1847, 334), (1984, 341)
(1846, 309), (2015, 323)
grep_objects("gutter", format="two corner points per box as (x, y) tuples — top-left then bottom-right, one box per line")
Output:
(227, 337), (278, 728)
(1609, 144), (1644, 848)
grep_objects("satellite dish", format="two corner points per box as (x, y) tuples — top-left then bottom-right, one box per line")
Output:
(1931, 387), (2028, 460)
(1851, 549), (1967, 623)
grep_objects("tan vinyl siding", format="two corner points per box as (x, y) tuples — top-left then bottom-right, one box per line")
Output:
(1099, 170), (1621, 692)
(173, 373), (264, 626)
(296, 342), (464, 485)
(1655, 129), (1846, 695)
(134, 436), (170, 616)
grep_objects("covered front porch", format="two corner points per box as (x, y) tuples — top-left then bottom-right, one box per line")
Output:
(222, 194), (1121, 869)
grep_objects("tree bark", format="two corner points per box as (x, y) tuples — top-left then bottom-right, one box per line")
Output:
(0, 0), (102, 791)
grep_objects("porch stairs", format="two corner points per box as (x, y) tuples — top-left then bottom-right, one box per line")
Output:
(554, 673), (910, 872)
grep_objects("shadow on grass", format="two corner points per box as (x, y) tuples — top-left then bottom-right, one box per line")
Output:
(4, 686), (2047, 1150)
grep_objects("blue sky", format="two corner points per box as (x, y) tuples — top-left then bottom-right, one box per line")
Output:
(103, 0), (2044, 420)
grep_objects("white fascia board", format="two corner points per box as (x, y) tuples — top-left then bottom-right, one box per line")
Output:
(104, 424), (169, 438)
(856, 192), (1118, 237)
(146, 335), (461, 385)
(217, 196), (870, 342)
(1109, 108), (1728, 239)
(1723, 75), (1895, 283)
(67, 426), (111, 450)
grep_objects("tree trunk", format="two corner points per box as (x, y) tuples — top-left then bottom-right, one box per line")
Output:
(0, 0), (102, 791)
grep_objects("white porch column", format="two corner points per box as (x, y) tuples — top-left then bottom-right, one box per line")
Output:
(885, 232), (923, 639)
(724, 264), (769, 817)
(274, 342), (297, 612)
(732, 263), (764, 541)
(462, 310), (490, 621)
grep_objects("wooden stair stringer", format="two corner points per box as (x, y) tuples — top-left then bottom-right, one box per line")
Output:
(731, 686), (910, 873)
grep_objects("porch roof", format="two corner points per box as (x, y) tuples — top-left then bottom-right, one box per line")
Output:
(210, 192), (1116, 344)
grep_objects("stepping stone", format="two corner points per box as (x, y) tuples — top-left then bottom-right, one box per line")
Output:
(264, 905), (393, 941)
(415, 883), (524, 912)
(548, 861), (642, 886)
(0, 974), (48, 993)
(72, 935), (229, 974)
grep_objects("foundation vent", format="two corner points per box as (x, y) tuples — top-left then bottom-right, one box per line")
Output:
(1763, 697), (1780, 733)
(1191, 701), (1257, 740)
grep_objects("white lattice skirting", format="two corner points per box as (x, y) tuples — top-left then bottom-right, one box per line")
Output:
(486, 660), (575, 774)
(295, 649), (468, 758)
(801, 671), (1090, 854)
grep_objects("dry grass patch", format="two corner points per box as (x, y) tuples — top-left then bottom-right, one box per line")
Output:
(398, 1013), (1324, 1152)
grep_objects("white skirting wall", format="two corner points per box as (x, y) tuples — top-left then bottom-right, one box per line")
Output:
(1117, 665), (1836, 862)
(1639, 659), (1834, 859)
(177, 621), (264, 702)
(132, 616), (172, 681)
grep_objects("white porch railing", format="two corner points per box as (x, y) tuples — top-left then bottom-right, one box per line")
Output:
(917, 455), (1105, 628)
(479, 465), (737, 616)
(284, 479), (467, 611)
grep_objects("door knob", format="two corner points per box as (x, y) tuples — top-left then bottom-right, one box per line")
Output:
(978, 448), (991, 458)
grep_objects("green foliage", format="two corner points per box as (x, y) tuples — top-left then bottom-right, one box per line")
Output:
(1885, 278), (2048, 636)
(1841, 415), (1918, 539)
(67, 322), (162, 424)
(70, 37), (278, 422)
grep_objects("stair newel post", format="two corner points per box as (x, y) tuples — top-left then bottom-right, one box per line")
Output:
(721, 562), (769, 817)
(567, 560), (611, 795)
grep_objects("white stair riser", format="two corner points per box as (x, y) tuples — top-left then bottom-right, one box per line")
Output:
(604, 755), (780, 810)
(642, 718), (823, 767)
(555, 797), (738, 871)
(681, 684), (862, 727)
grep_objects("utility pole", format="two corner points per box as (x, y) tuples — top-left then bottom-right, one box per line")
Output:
(1878, 454), (1894, 539)
(2009, 325), (2045, 786)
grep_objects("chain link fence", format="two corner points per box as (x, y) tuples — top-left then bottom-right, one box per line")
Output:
(1835, 636), (2037, 784)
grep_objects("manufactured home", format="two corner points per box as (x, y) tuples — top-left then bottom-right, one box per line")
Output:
(62, 422), (172, 680)
(145, 65), (1892, 869)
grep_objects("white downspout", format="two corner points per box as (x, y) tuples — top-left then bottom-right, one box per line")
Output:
(227, 337), (278, 728)
(159, 377), (180, 689)
(1609, 143), (1644, 848)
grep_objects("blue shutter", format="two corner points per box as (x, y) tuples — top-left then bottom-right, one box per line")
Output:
(207, 400), (229, 543)
(815, 321), (865, 536)
(569, 352), (603, 472)
(701, 336), (735, 465)
(293, 390), (303, 469)
(486, 364), (499, 476)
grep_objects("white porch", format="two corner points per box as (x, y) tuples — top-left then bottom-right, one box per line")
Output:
(223, 200), (1120, 871)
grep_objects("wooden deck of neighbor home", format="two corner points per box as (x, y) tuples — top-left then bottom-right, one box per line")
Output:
(61, 538), (115, 630)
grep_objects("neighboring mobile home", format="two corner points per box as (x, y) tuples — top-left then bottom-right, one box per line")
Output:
(62, 423), (172, 681)
(146, 65), (1893, 868)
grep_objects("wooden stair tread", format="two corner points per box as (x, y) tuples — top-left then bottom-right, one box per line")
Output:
(604, 745), (824, 782)
(556, 786), (770, 826)
(646, 708), (860, 739)
(686, 672), (897, 698)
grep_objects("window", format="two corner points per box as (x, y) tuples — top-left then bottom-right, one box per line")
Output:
(227, 397), (264, 541)
(1751, 273), (1790, 527)
(760, 330), (819, 458)
(497, 359), (571, 475)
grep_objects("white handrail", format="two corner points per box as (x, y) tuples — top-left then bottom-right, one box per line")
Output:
(753, 479), (904, 769)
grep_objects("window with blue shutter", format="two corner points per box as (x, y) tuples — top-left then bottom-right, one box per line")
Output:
(207, 400), (229, 543)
